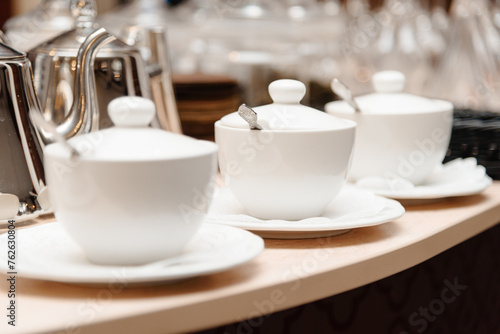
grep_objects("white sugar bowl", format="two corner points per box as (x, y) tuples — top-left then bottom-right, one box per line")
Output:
(215, 79), (356, 220)
(44, 97), (218, 265)
(325, 71), (453, 185)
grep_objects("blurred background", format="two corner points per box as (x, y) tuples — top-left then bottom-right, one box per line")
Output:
(1, 1), (499, 177)
(2, 0), (491, 109)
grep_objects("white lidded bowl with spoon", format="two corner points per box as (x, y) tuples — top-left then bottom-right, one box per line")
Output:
(326, 71), (453, 186)
(215, 79), (356, 221)
(43, 97), (218, 266)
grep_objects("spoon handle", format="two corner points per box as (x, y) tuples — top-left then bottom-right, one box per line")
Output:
(331, 78), (362, 113)
(238, 104), (263, 130)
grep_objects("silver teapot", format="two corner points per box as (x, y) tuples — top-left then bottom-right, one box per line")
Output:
(28, 0), (155, 132)
(0, 24), (116, 216)
(99, 0), (182, 133)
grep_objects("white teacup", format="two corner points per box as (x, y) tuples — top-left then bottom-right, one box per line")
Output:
(326, 71), (453, 186)
(44, 97), (218, 265)
(215, 79), (356, 220)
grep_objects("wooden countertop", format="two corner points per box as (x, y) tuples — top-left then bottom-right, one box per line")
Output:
(1, 182), (500, 334)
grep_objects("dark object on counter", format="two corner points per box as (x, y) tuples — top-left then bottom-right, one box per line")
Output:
(166, 0), (185, 6)
(445, 109), (500, 180)
(173, 74), (241, 141)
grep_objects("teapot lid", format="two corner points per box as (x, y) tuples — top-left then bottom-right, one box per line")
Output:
(325, 71), (453, 114)
(220, 79), (354, 130)
(30, 30), (136, 57)
(55, 97), (217, 162)
(0, 43), (25, 60)
(28, 0), (136, 56)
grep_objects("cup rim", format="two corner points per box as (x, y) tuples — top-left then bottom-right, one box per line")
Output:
(44, 140), (219, 163)
(325, 100), (454, 116)
(214, 119), (357, 133)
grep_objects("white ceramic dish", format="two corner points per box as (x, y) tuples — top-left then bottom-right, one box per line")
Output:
(206, 186), (405, 239)
(216, 79), (356, 220)
(0, 222), (264, 286)
(44, 97), (218, 265)
(326, 71), (453, 186)
(354, 158), (493, 200)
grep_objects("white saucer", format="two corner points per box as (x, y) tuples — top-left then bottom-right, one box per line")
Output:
(354, 158), (493, 201)
(206, 186), (405, 239)
(0, 212), (40, 228)
(0, 222), (264, 286)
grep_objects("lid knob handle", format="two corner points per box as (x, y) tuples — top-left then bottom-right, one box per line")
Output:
(108, 97), (156, 128)
(268, 79), (306, 104)
(71, 0), (98, 29)
(372, 71), (406, 93)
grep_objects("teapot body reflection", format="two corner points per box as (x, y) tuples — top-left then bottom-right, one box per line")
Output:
(28, 0), (154, 132)
(0, 25), (119, 216)
(0, 45), (45, 215)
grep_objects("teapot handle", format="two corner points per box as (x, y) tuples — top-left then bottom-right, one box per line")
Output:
(147, 27), (182, 133)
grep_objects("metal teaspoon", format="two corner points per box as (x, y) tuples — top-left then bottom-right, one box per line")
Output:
(238, 104), (264, 130)
(331, 78), (362, 113)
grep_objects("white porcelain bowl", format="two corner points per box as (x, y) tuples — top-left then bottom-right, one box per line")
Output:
(326, 71), (453, 185)
(44, 97), (218, 265)
(215, 80), (356, 220)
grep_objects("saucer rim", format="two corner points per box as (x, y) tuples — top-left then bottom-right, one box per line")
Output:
(206, 186), (405, 233)
(363, 174), (493, 200)
(0, 222), (264, 285)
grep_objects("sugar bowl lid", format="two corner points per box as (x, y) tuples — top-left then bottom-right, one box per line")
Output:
(325, 71), (453, 114)
(48, 97), (217, 161)
(220, 79), (355, 130)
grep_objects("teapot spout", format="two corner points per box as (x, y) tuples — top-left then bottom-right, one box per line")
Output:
(56, 28), (117, 139)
